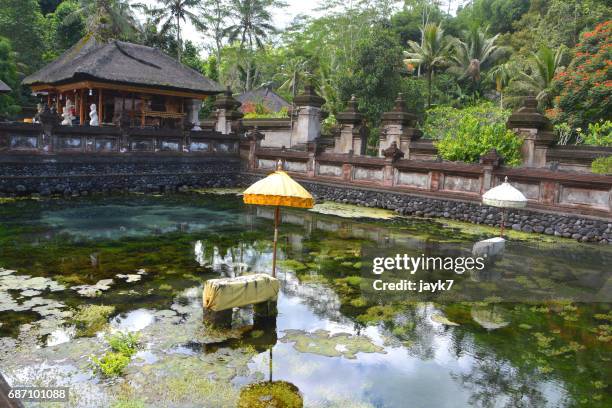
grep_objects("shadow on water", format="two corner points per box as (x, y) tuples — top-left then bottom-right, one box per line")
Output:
(0, 193), (610, 407)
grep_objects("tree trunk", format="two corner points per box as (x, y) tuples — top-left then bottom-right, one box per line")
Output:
(427, 69), (433, 107)
(177, 15), (182, 62)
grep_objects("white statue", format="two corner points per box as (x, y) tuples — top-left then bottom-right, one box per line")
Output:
(89, 103), (99, 126)
(61, 106), (73, 125)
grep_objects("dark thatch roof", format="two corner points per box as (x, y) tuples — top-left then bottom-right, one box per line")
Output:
(237, 87), (290, 113)
(0, 79), (11, 94)
(23, 36), (223, 94)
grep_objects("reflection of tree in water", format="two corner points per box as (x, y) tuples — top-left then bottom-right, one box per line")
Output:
(453, 353), (550, 408)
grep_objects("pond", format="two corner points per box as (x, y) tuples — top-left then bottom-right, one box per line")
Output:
(0, 193), (610, 408)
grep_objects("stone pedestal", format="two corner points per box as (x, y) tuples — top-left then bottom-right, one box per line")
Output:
(246, 127), (265, 170)
(214, 86), (243, 135)
(507, 97), (556, 168)
(379, 93), (421, 157)
(188, 99), (202, 131)
(290, 84), (325, 147)
(334, 95), (367, 155)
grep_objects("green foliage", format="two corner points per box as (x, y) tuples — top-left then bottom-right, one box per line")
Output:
(0, 37), (20, 118)
(338, 27), (407, 125)
(0, 0), (45, 71)
(90, 331), (140, 377)
(425, 103), (522, 165)
(238, 381), (303, 408)
(456, 0), (530, 34)
(72, 304), (115, 337)
(579, 120), (612, 147)
(552, 21), (611, 129)
(44, 0), (85, 59)
(106, 331), (140, 357)
(91, 351), (131, 377)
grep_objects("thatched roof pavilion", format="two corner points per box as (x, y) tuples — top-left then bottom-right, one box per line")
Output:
(237, 86), (290, 113)
(23, 36), (223, 127)
(0, 79), (11, 94)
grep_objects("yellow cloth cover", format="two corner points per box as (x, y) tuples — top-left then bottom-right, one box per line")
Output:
(203, 273), (280, 312)
(243, 171), (314, 209)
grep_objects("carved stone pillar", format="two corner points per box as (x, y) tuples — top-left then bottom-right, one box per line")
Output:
(380, 93), (421, 157)
(246, 127), (265, 170)
(214, 86), (243, 135)
(479, 148), (502, 193)
(290, 84), (325, 147)
(507, 96), (556, 168)
(382, 141), (404, 187)
(335, 95), (367, 155)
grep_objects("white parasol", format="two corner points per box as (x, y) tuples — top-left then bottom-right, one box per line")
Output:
(482, 177), (527, 237)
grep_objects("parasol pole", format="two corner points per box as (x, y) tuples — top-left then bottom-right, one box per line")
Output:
(500, 208), (505, 238)
(272, 205), (280, 278)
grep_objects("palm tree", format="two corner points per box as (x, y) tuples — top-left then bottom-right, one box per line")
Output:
(486, 62), (514, 109)
(224, 0), (276, 91)
(135, 0), (205, 62)
(404, 23), (455, 107)
(515, 45), (565, 107)
(275, 58), (309, 100)
(451, 27), (506, 94)
(66, 0), (138, 41)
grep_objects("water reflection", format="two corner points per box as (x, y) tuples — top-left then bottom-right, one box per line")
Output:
(0, 195), (610, 407)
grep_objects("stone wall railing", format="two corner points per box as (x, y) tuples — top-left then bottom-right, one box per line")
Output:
(248, 144), (612, 219)
(0, 122), (240, 155)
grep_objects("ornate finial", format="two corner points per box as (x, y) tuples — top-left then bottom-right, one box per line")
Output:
(382, 141), (404, 161)
(276, 159), (283, 171)
(479, 148), (502, 168)
(504, 176), (508, 183)
(393, 93), (406, 112)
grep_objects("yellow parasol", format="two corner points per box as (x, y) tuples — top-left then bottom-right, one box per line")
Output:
(243, 160), (314, 277)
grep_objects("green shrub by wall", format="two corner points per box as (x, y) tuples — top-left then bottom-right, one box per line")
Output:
(423, 103), (522, 166)
(592, 156), (612, 174)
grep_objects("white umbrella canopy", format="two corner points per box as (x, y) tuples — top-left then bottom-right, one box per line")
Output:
(483, 177), (528, 208)
(482, 177), (527, 238)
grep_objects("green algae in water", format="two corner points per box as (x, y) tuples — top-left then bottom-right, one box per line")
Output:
(238, 381), (303, 408)
(281, 329), (385, 359)
(72, 304), (116, 337)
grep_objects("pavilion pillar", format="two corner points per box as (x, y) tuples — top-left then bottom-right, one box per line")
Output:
(79, 89), (85, 125)
(246, 127), (265, 170)
(380, 93), (421, 158)
(214, 86), (243, 135)
(335, 95), (367, 155)
(507, 96), (556, 168)
(290, 83), (325, 148)
(98, 89), (104, 125)
(188, 98), (203, 131)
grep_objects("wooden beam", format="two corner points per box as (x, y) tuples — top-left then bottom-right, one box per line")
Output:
(51, 81), (213, 100)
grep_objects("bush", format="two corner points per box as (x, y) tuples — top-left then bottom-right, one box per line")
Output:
(592, 156), (612, 174)
(424, 103), (522, 166)
(553, 21), (612, 129)
(579, 120), (612, 147)
(91, 332), (140, 377)
(91, 352), (130, 377)
(107, 332), (140, 357)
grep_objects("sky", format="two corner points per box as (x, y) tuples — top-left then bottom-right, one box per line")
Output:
(134, 0), (466, 54)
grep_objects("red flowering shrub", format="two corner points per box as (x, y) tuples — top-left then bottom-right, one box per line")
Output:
(553, 21), (612, 128)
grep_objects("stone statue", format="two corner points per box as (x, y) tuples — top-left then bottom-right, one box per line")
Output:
(61, 106), (73, 125)
(89, 103), (99, 126)
(61, 99), (75, 125)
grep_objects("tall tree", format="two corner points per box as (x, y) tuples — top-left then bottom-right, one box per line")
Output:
(0, 37), (20, 118)
(224, 0), (277, 91)
(486, 62), (514, 108)
(201, 0), (230, 77)
(0, 0), (45, 71)
(135, 0), (204, 62)
(404, 23), (455, 106)
(66, 0), (138, 42)
(451, 27), (505, 94)
(515, 45), (565, 108)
